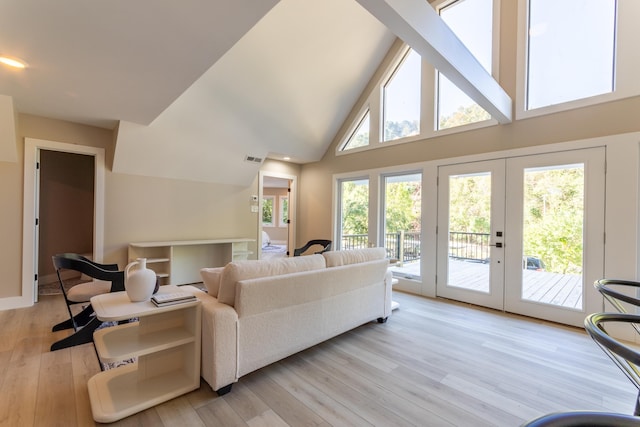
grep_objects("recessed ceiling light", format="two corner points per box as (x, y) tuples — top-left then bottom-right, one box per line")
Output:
(0, 55), (27, 69)
(283, 156), (291, 161)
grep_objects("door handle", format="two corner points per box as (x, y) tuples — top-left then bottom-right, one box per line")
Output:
(489, 242), (503, 248)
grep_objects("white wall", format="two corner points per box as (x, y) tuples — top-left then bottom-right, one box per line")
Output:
(0, 115), (302, 308)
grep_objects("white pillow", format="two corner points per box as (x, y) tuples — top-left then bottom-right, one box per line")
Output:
(217, 255), (326, 307)
(200, 267), (224, 297)
(323, 247), (386, 267)
(262, 230), (271, 247)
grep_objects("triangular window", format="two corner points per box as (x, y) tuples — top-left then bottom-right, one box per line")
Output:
(341, 110), (370, 151)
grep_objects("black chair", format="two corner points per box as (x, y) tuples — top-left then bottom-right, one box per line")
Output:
(594, 279), (640, 336)
(585, 312), (640, 416)
(50, 253), (125, 351)
(293, 239), (332, 257)
(522, 411), (640, 426)
(595, 278), (640, 309)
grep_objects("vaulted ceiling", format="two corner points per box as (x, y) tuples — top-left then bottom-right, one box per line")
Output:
(1, 0), (509, 186)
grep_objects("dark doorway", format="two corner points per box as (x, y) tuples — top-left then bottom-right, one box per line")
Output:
(38, 150), (95, 292)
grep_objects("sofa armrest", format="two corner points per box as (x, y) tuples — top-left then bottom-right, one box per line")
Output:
(182, 286), (239, 392)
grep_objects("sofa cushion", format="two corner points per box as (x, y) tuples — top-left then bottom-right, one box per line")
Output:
(217, 254), (326, 307)
(200, 267), (224, 297)
(323, 247), (387, 267)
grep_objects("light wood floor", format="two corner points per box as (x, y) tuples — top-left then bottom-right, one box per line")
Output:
(0, 291), (636, 426)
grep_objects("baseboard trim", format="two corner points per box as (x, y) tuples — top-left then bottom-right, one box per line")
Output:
(0, 295), (33, 310)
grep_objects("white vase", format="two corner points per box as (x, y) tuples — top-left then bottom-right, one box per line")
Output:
(125, 258), (157, 302)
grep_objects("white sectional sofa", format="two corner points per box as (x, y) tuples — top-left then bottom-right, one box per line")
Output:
(182, 247), (393, 395)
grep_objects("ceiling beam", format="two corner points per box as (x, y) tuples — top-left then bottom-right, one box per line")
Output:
(355, 0), (512, 123)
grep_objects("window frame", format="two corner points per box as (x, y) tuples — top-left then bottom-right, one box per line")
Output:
(435, 0), (497, 131)
(339, 107), (371, 152)
(335, 0), (500, 158)
(516, 0), (640, 120)
(381, 48), (422, 142)
(335, 176), (372, 251)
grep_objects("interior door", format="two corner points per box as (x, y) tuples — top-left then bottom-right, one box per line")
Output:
(436, 160), (505, 310)
(33, 148), (41, 302)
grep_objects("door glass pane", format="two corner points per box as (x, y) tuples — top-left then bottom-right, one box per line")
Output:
(384, 173), (421, 279)
(522, 164), (584, 309)
(448, 172), (491, 292)
(339, 179), (369, 250)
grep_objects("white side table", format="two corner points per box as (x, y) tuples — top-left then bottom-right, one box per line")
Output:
(87, 286), (201, 423)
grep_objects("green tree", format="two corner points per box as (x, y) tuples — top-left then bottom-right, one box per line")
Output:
(262, 198), (273, 225)
(343, 114), (370, 150)
(280, 197), (288, 224)
(439, 103), (491, 130)
(448, 174), (491, 233)
(523, 167), (584, 274)
(341, 181), (369, 235)
(348, 131), (369, 149)
(385, 181), (421, 233)
(384, 120), (419, 141)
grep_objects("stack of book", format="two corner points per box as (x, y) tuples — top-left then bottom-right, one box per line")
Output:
(151, 291), (197, 307)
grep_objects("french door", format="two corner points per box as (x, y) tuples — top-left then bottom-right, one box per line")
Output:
(436, 148), (605, 326)
(437, 159), (505, 310)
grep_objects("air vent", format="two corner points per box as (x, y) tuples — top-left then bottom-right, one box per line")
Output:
(244, 155), (263, 164)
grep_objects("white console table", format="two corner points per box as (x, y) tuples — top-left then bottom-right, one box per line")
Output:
(128, 238), (254, 286)
(88, 286), (201, 423)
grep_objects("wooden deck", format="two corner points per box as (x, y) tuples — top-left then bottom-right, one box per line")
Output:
(391, 258), (583, 309)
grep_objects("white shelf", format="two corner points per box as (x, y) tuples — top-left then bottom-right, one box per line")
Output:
(90, 290), (200, 322)
(88, 363), (196, 423)
(88, 287), (201, 423)
(129, 238), (254, 247)
(233, 251), (253, 256)
(146, 257), (170, 264)
(94, 322), (196, 363)
(128, 238), (254, 285)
